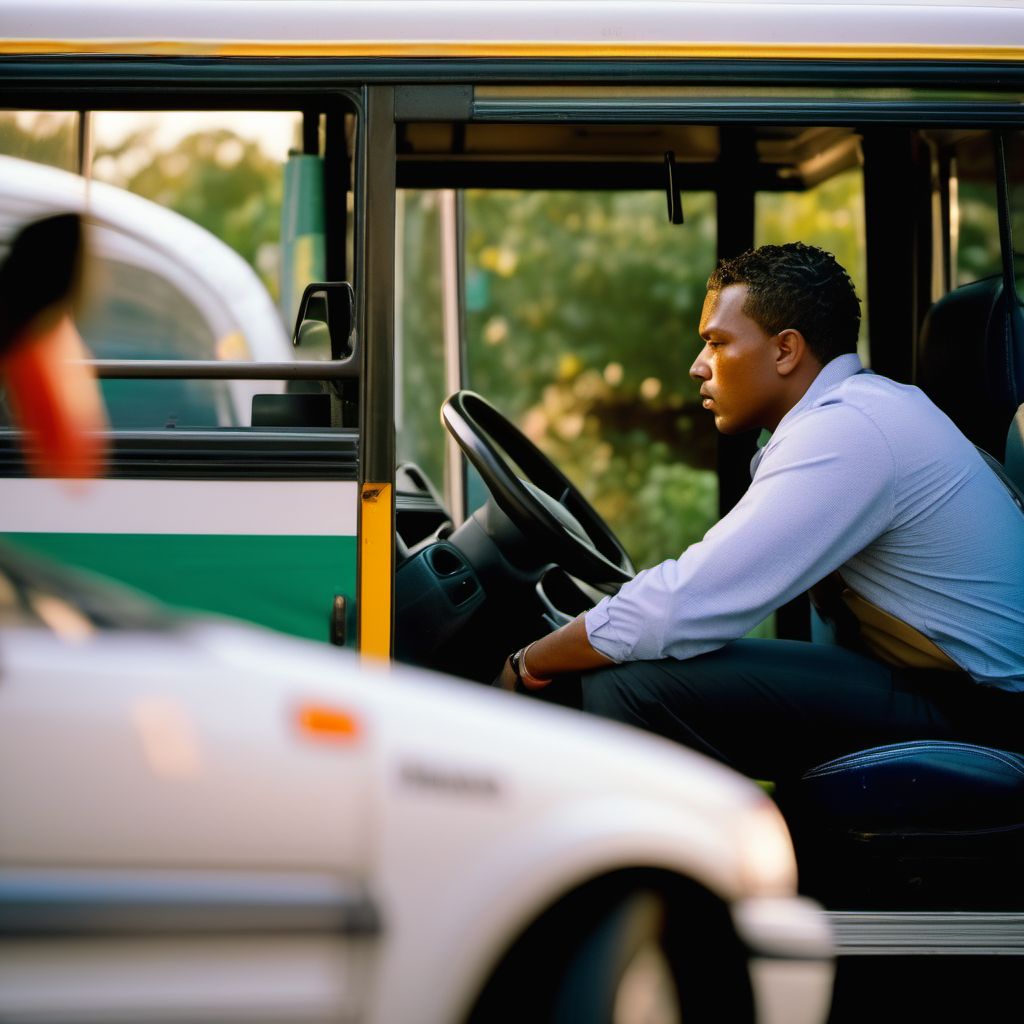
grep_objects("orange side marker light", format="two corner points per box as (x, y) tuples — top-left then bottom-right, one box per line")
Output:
(296, 704), (361, 743)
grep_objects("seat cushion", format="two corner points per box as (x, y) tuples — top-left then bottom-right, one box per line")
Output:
(798, 740), (1024, 837)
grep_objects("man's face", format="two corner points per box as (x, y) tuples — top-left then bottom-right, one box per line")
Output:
(690, 284), (788, 434)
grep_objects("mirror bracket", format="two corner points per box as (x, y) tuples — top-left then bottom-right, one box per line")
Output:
(291, 281), (355, 361)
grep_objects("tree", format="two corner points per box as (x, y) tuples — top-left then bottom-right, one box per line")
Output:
(0, 111), (77, 171)
(92, 127), (285, 300)
(399, 188), (720, 569)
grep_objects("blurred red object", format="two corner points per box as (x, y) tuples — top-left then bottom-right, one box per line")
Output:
(0, 213), (107, 479)
(4, 312), (107, 478)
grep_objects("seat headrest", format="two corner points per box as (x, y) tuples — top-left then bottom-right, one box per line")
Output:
(918, 276), (1024, 461)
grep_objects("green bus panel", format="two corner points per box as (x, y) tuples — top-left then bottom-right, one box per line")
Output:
(7, 533), (358, 645)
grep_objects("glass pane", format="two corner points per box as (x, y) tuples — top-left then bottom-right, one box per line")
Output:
(954, 131), (1024, 288)
(464, 190), (719, 571)
(756, 167), (869, 364)
(0, 110), (78, 171)
(92, 111), (300, 313)
(0, 109), (356, 429)
(396, 190), (447, 489)
(80, 259), (229, 428)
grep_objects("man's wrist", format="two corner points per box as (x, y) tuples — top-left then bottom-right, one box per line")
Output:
(509, 642), (552, 689)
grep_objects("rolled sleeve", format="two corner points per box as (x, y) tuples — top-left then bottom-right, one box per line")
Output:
(584, 589), (635, 662)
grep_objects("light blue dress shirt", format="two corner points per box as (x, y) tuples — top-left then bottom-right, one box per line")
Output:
(585, 353), (1024, 690)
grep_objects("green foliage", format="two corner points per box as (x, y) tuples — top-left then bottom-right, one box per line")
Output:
(397, 191), (447, 485)
(0, 113), (287, 301)
(93, 127), (284, 299)
(465, 190), (715, 420)
(957, 181), (1024, 287)
(533, 379), (719, 566)
(0, 111), (77, 171)
(756, 169), (869, 354)
(954, 132), (1024, 287)
(398, 189), (722, 569)
(459, 190), (721, 569)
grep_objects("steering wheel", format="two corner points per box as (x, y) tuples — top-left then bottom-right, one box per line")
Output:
(441, 390), (635, 592)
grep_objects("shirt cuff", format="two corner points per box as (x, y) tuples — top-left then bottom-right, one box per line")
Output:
(584, 600), (629, 663)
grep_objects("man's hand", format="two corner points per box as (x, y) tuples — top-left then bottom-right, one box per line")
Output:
(499, 615), (616, 693)
(498, 656), (519, 692)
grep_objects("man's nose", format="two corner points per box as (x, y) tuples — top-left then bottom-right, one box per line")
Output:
(690, 351), (710, 382)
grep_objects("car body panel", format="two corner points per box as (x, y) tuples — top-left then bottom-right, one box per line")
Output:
(0, 603), (832, 1022)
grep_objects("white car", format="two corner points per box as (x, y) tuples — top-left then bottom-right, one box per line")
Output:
(0, 545), (833, 1024)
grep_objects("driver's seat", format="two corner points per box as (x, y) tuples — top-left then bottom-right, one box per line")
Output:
(786, 272), (1024, 902)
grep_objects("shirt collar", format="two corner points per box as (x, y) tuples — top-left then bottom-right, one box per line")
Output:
(750, 352), (864, 477)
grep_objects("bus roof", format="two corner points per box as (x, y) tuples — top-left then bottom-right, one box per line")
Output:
(2, 1), (1023, 62)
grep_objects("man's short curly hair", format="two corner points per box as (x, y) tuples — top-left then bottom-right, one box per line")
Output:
(707, 243), (861, 365)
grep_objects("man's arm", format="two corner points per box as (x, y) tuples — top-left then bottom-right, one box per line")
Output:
(585, 402), (896, 664)
(502, 401), (896, 687)
(499, 614), (615, 691)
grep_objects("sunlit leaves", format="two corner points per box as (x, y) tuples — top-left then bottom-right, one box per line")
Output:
(92, 128), (285, 300)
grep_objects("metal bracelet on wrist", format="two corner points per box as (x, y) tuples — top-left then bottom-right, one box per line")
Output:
(510, 644), (552, 688)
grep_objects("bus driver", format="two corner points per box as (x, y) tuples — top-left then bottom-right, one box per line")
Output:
(500, 242), (1024, 778)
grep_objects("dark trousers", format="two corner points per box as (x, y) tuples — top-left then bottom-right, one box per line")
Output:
(542, 640), (1024, 779)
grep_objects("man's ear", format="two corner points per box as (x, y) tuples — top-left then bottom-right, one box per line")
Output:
(774, 328), (811, 377)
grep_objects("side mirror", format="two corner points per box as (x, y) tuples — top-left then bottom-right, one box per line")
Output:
(291, 281), (355, 361)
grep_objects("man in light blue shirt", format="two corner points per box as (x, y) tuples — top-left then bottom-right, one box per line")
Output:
(501, 243), (1024, 777)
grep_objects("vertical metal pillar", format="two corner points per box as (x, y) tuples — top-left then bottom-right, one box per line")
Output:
(439, 188), (467, 525)
(715, 127), (758, 521)
(357, 86), (397, 659)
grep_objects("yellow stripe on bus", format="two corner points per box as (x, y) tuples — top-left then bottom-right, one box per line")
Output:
(359, 482), (392, 662)
(2, 40), (1024, 61)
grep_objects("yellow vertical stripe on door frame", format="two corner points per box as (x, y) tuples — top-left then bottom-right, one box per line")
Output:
(359, 482), (393, 660)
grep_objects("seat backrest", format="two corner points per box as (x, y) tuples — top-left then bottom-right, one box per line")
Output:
(1006, 403), (1024, 490)
(917, 275), (1024, 461)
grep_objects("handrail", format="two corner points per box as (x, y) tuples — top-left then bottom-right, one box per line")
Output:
(77, 359), (358, 380)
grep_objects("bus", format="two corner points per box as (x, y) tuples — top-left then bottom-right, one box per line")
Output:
(1, 1), (1022, 1017)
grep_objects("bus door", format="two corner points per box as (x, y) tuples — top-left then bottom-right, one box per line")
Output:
(0, 93), (372, 650)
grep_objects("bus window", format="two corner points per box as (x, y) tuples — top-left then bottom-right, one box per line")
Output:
(951, 131), (1024, 289)
(396, 189), (447, 490)
(462, 189), (719, 572)
(0, 103), (360, 643)
(756, 165), (870, 365)
(0, 110), (78, 172)
(91, 111), (301, 317)
(0, 108), (357, 429)
(0, 148), (291, 429)
(78, 259), (225, 429)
